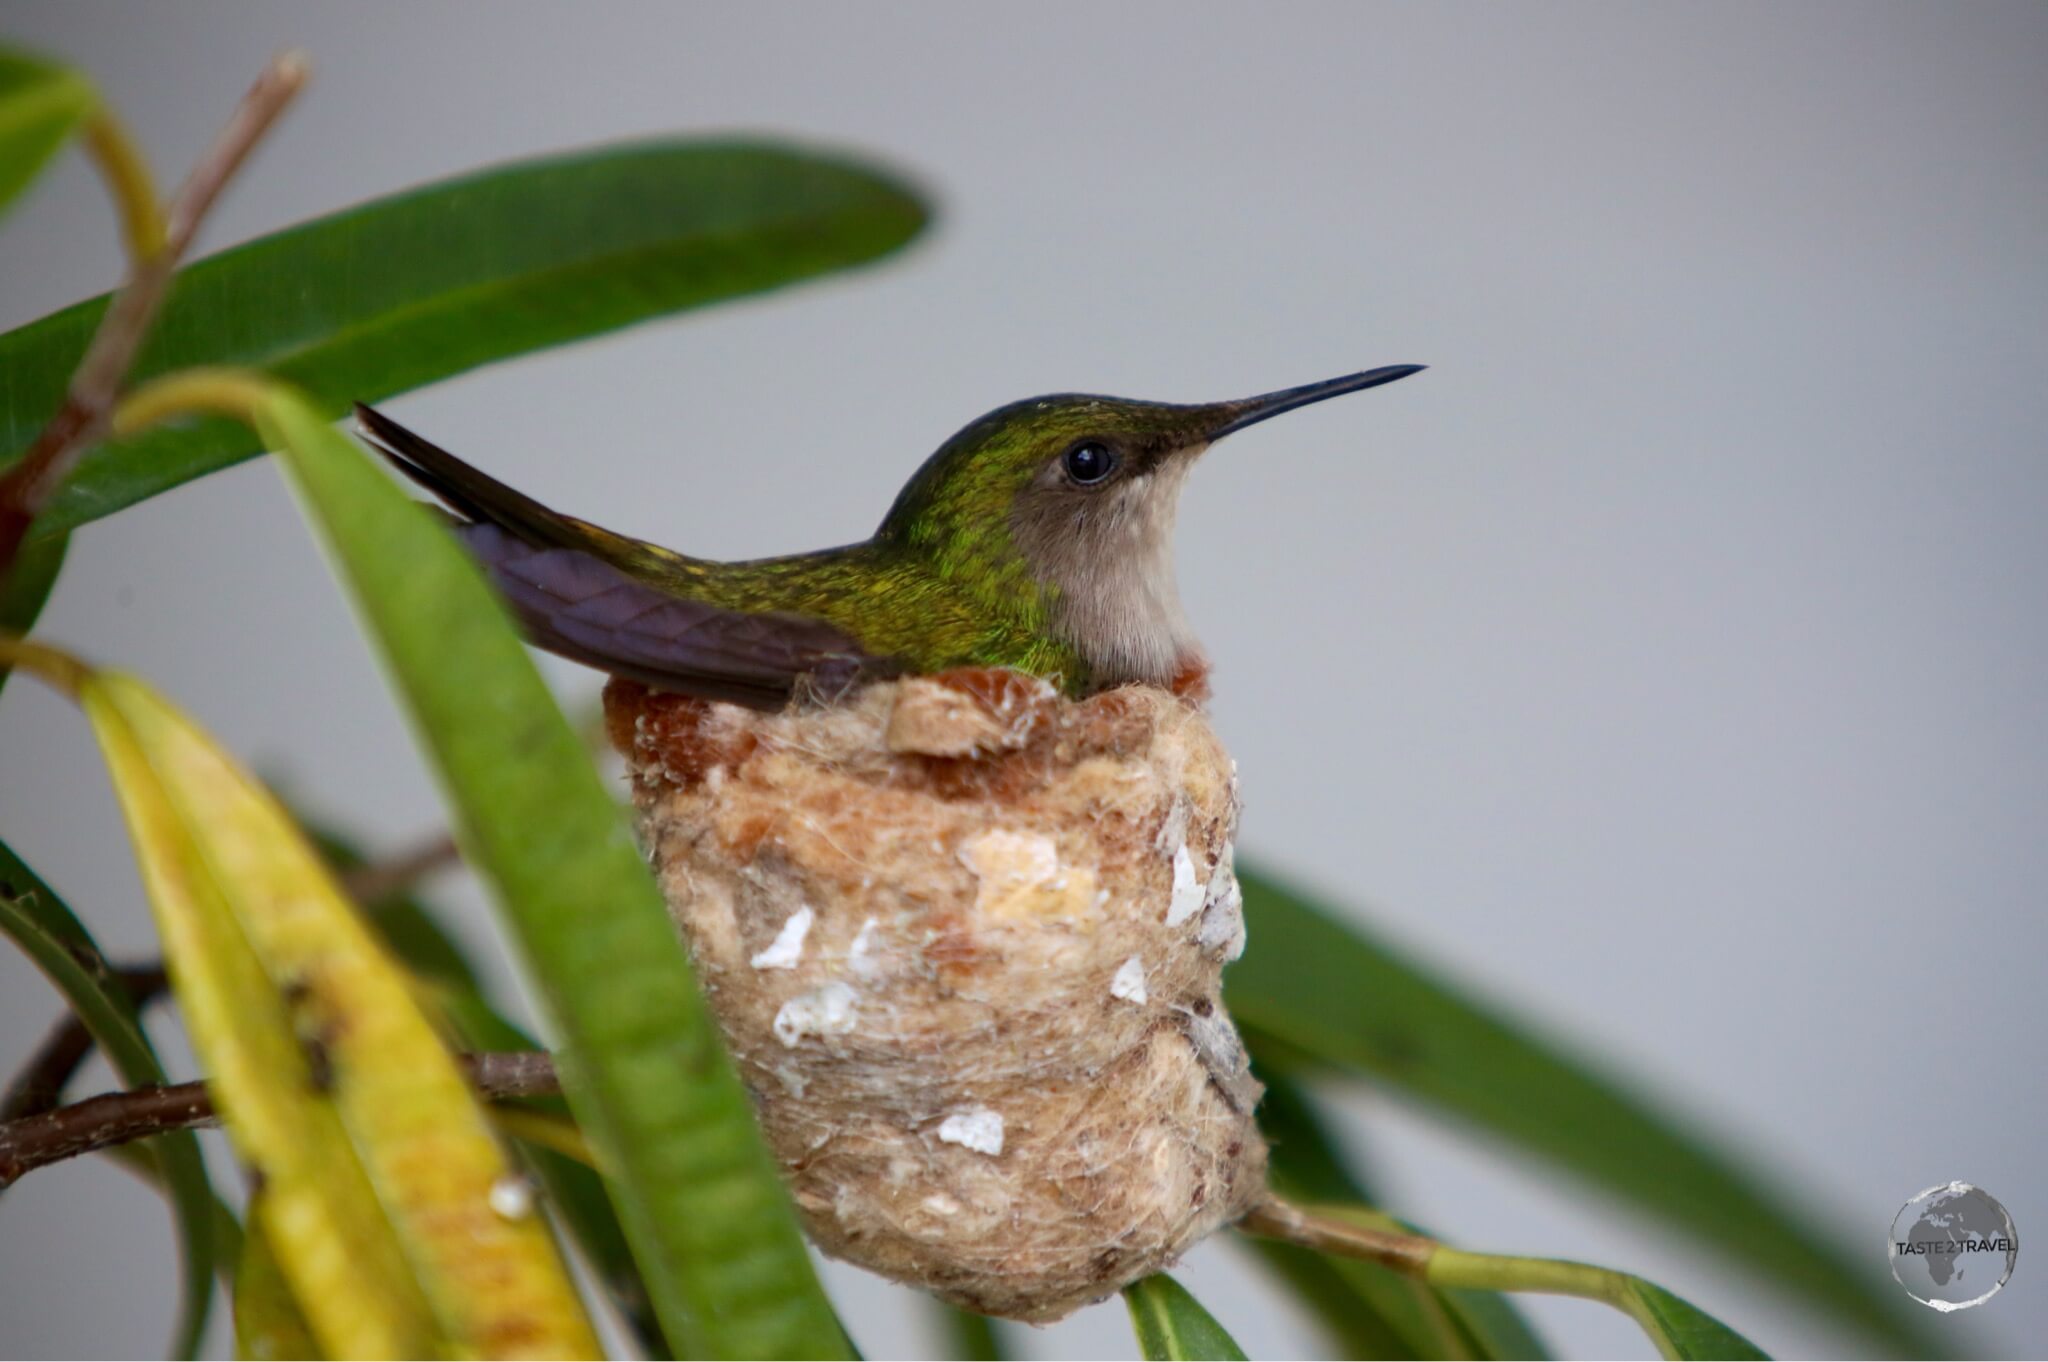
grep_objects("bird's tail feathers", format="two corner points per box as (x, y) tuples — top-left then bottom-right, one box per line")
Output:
(347, 401), (890, 708)
(352, 401), (585, 550)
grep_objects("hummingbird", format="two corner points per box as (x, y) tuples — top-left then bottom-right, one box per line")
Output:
(354, 364), (1422, 709)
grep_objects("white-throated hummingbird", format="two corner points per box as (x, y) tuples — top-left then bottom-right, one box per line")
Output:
(355, 364), (1422, 708)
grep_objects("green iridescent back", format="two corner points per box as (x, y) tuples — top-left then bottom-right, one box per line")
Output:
(609, 393), (1227, 693)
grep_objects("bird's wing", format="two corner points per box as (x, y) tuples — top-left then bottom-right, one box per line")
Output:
(353, 403), (894, 708)
(460, 524), (883, 708)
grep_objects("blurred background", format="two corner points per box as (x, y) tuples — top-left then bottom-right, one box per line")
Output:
(2, 2), (2043, 1356)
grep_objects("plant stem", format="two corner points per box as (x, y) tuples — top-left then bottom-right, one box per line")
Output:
(335, 832), (461, 906)
(0, 635), (92, 696)
(0, 830), (455, 1122)
(1426, 1247), (1663, 1341)
(1238, 1194), (1437, 1274)
(0, 1051), (561, 1189)
(1239, 1193), (1692, 1356)
(0, 53), (308, 571)
(110, 366), (284, 435)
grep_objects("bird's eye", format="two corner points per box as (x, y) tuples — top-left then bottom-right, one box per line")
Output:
(1061, 441), (1118, 486)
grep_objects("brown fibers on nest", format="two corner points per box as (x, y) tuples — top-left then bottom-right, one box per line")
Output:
(607, 671), (1265, 1322)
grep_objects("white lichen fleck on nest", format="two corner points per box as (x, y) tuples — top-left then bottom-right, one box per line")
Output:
(605, 669), (1267, 1322)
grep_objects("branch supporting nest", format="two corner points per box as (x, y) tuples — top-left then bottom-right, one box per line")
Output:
(1236, 1193), (1438, 1275)
(0, 829), (475, 1187)
(1, 831), (461, 1124)
(0, 1051), (560, 1189)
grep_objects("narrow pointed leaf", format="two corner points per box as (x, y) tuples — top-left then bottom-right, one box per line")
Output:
(260, 385), (849, 1357)
(0, 839), (217, 1358)
(87, 670), (601, 1357)
(304, 812), (670, 1356)
(0, 139), (927, 536)
(1625, 1279), (1769, 1361)
(1228, 867), (1939, 1355)
(1122, 1275), (1248, 1362)
(0, 47), (95, 221)
(76, 673), (442, 1359)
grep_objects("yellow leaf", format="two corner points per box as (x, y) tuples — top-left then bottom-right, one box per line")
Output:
(232, 1202), (322, 1362)
(84, 678), (438, 1358)
(82, 668), (599, 1359)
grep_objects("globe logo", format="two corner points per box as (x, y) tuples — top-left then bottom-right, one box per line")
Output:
(1889, 1182), (2018, 1311)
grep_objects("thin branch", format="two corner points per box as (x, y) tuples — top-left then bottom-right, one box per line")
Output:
(0, 827), (458, 1129)
(0, 1051), (560, 1189)
(158, 52), (309, 258)
(339, 832), (461, 907)
(1240, 1192), (1733, 1357)
(0, 964), (168, 1122)
(1236, 1193), (1438, 1275)
(0, 51), (309, 570)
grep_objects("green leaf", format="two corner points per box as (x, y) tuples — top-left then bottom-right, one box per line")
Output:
(261, 385), (849, 1358)
(0, 47), (95, 222)
(71, 664), (598, 1356)
(1228, 867), (1936, 1355)
(0, 138), (928, 537)
(0, 838), (217, 1359)
(1248, 1061), (1547, 1359)
(1122, 1275), (1248, 1362)
(0, 530), (66, 700)
(1626, 1279), (1769, 1361)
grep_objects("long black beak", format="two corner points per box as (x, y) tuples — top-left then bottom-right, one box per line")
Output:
(1209, 364), (1426, 439)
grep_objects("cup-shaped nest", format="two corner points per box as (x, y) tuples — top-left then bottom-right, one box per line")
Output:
(605, 670), (1267, 1322)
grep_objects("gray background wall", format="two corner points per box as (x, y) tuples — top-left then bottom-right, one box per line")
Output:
(1, 3), (2042, 1356)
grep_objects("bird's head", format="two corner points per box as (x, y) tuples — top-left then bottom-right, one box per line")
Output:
(876, 364), (1424, 684)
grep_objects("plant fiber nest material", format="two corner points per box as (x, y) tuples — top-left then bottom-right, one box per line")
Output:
(605, 670), (1268, 1321)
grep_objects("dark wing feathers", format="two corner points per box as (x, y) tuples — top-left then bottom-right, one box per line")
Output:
(465, 525), (879, 707)
(352, 403), (887, 708)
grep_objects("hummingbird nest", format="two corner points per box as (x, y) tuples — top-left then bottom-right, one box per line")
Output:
(604, 670), (1267, 1322)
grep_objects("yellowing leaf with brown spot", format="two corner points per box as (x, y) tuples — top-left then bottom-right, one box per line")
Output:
(82, 669), (599, 1359)
(77, 677), (435, 1358)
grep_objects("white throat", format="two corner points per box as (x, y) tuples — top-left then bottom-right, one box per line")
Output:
(1021, 458), (1201, 686)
